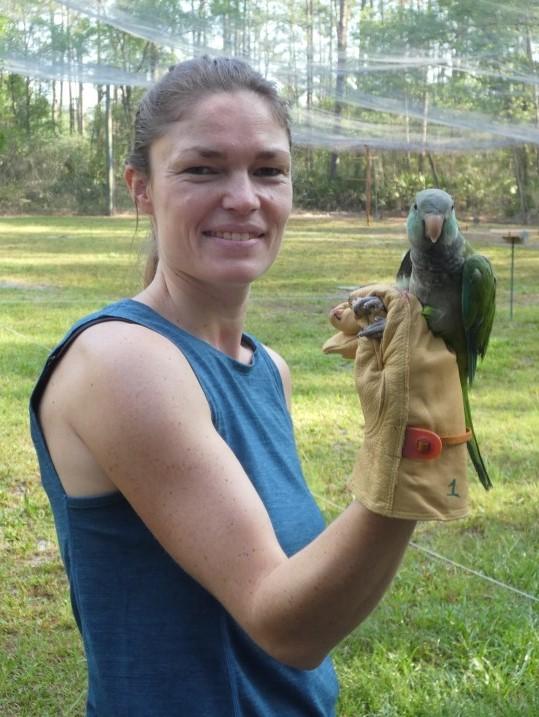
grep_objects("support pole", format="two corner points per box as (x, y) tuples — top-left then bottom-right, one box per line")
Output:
(502, 231), (528, 320)
(509, 238), (515, 321)
(105, 84), (114, 216)
(365, 145), (372, 226)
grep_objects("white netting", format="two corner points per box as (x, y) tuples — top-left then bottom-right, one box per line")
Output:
(1, 0), (539, 152)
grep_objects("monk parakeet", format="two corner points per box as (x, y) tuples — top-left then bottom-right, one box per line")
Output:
(394, 188), (496, 489)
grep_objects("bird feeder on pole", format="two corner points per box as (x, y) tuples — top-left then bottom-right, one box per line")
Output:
(502, 230), (528, 320)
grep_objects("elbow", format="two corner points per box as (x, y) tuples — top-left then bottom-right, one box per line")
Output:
(239, 572), (333, 671)
(278, 651), (327, 672)
(247, 625), (329, 671)
(260, 640), (328, 671)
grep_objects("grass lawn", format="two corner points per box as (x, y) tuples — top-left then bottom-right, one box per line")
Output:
(1, 213), (538, 716)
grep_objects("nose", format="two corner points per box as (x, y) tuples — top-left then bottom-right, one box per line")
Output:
(221, 172), (260, 214)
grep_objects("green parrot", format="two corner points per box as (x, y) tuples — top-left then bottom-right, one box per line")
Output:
(396, 188), (497, 489)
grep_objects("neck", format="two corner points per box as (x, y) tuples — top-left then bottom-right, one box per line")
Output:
(411, 237), (465, 274)
(134, 269), (251, 362)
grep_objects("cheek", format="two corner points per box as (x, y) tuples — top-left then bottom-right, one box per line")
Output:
(268, 186), (293, 220)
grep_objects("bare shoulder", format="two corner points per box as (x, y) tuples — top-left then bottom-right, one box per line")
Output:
(44, 319), (211, 427)
(263, 344), (292, 410)
(39, 320), (211, 495)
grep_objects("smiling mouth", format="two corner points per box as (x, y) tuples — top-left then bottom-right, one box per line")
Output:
(203, 230), (264, 242)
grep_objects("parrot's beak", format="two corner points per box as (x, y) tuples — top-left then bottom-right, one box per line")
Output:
(423, 214), (443, 242)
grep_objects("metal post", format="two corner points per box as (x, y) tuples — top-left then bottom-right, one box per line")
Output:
(502, 231), (527, 321)
(509, 238), (515, 321)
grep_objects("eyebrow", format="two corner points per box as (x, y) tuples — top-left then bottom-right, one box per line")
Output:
(172, 146), (290, 161)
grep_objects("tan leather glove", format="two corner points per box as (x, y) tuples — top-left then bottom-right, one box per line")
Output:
(323, 284), (470, 521)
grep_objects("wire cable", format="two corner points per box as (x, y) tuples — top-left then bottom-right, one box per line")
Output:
(312, 491), (539, 605)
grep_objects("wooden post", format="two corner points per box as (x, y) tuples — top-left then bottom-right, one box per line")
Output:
(509, 238), (516, 321)
(105, 84), (114, 216)
(365, 145), (372, 226)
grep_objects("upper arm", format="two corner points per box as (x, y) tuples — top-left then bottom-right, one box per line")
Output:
(263, 345), (292, 411)
(57, 322), (287, 633)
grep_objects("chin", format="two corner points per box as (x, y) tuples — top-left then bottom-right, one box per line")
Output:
(214, 257), (276, 285)
(218, 269), (268, 287)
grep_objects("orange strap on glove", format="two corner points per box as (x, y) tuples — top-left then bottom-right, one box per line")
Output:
(323, 284), (470, 521)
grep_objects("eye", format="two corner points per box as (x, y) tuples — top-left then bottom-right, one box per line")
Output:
(413, 203), (418, 210)
(183, 166), (218, 175)
(254, 166), (288, 177)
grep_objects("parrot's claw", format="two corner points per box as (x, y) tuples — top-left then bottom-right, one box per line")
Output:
(358, 318), (386, 339)
(351, 296), (385, 317)
(350, 295), (387, 339)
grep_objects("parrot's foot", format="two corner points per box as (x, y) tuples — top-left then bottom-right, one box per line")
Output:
(350, 295), (387, 339)
(358, 318), (386, 338)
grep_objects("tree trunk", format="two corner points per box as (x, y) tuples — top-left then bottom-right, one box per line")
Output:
(78, 83), (84, 135)
(122, 85), (132, 126)
(49, 9), (57, 130)
(77, 45), (84, 135)
(525, 23), (539, 174)
(149, 43), (159, 81)
(69, 81), (75, 135)
(404, 90), (411, 170)
(51, 80), (57, 129)
(67, 6), (74, 135)
(427, 152), (441, 186)
(242, 0), (249, 56)
(25, 77), (31, 137)
(305, 0), (314, 172)
(190, 0), (197, 48)
(418, 84), (429, 176)
(59, 80), (64, 131)
(512, 147), (529, 224)
(329, 0), (350, 179)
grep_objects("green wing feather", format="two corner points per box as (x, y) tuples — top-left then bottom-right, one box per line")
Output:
(461, 253), (496, 386)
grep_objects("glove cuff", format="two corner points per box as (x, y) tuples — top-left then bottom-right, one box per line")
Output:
(350, 434), (470, 522)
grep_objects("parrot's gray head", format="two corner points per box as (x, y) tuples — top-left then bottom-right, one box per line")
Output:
(407, 188), (459, 250)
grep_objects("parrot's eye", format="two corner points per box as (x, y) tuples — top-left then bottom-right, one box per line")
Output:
(413, 203), (418, 210)
(451, 205), (454, 210)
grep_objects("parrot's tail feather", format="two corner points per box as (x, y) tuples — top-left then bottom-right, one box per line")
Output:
(467, 437), (492, 490)
(463, 384), (493, 490)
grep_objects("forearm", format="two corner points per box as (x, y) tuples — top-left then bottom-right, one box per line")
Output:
(248, 500), (415, 669)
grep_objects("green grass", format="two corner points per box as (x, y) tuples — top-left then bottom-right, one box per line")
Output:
(1, 214), (538, 716)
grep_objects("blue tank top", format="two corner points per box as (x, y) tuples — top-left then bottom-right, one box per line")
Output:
(30, 299), (339, 716)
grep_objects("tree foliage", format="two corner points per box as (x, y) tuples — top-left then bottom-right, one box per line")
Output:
(0, 0), (538, 219)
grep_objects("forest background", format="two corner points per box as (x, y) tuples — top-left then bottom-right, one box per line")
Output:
(1, 0), (539, 222)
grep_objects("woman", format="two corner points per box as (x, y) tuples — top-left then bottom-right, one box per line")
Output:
(30, 56), (468, 716)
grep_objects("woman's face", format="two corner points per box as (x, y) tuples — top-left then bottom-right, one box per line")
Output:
(142, 90), (293, 289)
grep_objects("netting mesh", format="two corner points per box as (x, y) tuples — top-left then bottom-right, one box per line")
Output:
(1, 0), (539, 153)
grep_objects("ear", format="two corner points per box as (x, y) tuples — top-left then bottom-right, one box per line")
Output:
(124, 164), (153, 214)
